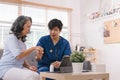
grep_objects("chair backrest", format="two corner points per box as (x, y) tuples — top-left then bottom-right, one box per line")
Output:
(0, 49), (3, 59)
(26, 50), (37, 67)
(0, 78), (3, 80)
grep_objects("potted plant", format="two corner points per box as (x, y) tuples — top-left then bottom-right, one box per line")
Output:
(70, 51), (85, 73)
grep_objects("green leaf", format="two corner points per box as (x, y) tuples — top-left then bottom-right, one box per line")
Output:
(70, 51), (85, 62)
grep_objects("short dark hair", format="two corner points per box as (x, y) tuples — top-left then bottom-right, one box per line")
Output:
(10, 15), (32, 42)
(48, 19), (63, 31)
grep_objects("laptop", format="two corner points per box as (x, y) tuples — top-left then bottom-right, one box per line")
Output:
(54, 55), (73, 73)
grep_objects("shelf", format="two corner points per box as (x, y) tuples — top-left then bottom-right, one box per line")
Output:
(88, 7), (120, 22)
(88, 13), (120, 22)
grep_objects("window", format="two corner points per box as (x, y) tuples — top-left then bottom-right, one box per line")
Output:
(22, 6), (46, 24)
(0, 4), (18, 22)
(0, 2), (70, 48)
(22, 5), (69, 48)
(0, 3), (18, 48)
(47, 9), (68, 26)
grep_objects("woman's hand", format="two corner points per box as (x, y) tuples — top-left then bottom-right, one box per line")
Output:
(35, 46), (44, 54)
(35, 46), (44, 61)
(52, 61), (61, 68)
(29, 66), (38, 72)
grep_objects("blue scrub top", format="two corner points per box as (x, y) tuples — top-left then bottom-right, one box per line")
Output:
(36, 35), (71, 68)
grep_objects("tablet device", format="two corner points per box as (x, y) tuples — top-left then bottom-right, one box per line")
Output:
(55, 55), (73, 73)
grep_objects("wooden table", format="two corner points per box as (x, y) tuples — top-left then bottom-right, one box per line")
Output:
(40, 72), (109, 80)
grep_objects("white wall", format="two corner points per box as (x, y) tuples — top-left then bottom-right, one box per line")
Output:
(80, 0), (101, 46)
(25, 0), (81, 50)
(80, 0), (120, 80)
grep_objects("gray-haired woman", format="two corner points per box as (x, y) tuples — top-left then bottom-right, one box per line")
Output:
(0, 15), (43, 80)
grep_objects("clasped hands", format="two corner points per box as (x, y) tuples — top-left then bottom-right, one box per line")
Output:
(35, 46), (44, 61)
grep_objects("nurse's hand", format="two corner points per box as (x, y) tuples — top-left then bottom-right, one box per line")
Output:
(52, 61), (61, 68)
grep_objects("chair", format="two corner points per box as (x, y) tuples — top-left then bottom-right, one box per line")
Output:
(26, 50), (37, 67)
(0, 49), (37, 80)
(0, 49), (3, 59)
(0, 78), (3, 80)
(0, 49), (37, 67)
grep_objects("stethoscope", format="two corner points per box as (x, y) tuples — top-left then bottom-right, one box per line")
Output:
(49, 43), (60, 58)
(49, 36), (61, 58)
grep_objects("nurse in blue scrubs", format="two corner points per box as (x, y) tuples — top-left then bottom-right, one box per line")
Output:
(36, 18), (71, 73)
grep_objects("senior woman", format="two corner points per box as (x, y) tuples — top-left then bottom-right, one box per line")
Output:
(0, 15), (43, 80)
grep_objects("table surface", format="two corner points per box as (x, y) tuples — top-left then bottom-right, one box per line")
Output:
(40, 72), (109, 80)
